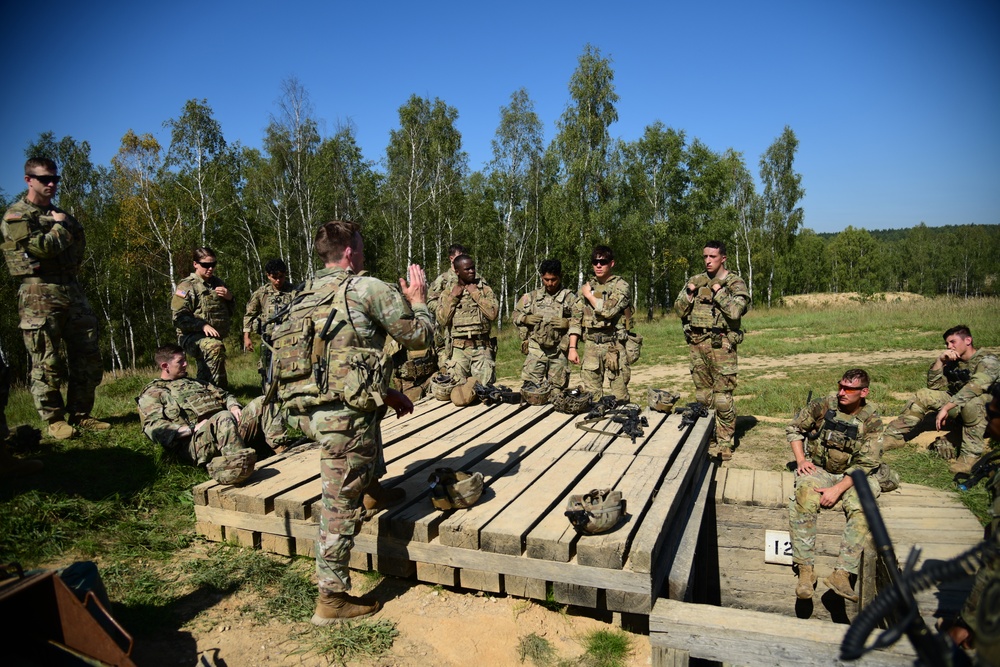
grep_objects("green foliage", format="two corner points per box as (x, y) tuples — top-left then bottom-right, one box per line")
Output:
(579, 628), (632, 667)
(518, 632), (558, 666)
(299, 618), (399, 661)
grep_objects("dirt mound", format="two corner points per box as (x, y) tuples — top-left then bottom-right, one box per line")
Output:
(780, 292), (925, 307)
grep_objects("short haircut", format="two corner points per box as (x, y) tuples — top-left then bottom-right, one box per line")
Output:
(315, 220), (361, 264)
(193, 247), (218, 262)
(705, 240), (727, 256)
(943, 325), (972, 342)
(25, 157), (57, 174)
(155, 343), (185, 366)
(453, 254), (473, 269)
(264, 259), (287, 276)
(841, 368), (870, 388)
(448, 244), (468, 258)
(592, 245), (614, 262)
(539, 259), (562, 277)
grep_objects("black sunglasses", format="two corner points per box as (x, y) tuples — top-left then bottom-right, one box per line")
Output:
(27, 174), (60, 185)
(196, 261), (217, 269)
(591, 258), (611, 266)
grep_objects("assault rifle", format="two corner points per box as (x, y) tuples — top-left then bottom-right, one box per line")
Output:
(473, 382), (520, 405)
(676, 402), (708, 430)
(576, 402), (649, 443)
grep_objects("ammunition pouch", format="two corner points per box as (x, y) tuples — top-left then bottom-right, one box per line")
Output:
(624, 331), (643, 364)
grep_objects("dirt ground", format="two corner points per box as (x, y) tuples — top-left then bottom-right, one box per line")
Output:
(132, 346), (946, 666)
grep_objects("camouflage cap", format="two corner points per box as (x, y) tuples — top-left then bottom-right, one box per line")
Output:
(565, 488), (625, 535)
(451, 377), (479, 407)
(647, 388), (680, 413)
(428, 467), (484, 510)
(207, 448), (257, 486)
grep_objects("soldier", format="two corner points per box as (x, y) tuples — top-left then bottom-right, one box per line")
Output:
(1, 157), (107, 439)
(514, 259), (574, 389)
(427, 243), (467, 369)
(436, 255), (499, 385)
(882, 325), (1000, 474)
(568, 245), (633, 402)
(136, 344), (281, 467)
(270, 220), (432, 623)
(171, 247), (235, 389)
(673, 240), (750, 461)
(788, 369), (884, 603)
(243, 258), (295, 392)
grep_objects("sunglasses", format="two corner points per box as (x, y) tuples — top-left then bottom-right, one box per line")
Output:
(196, 261), (217, 269)
(591, 258), (611, 266)
(838, 383), (867, 393)
(27, 174), (60, 185)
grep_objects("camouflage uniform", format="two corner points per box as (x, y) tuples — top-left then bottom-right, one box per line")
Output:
(1, 198), (103, 424)
(569, 275), (632, 402)
(436, 277), (498, 385)
(513, 286), (574, 389)
(786, 395), (884, 575)
(243, 280), (296, 390)
(427, 267), (457, 370)
(171, 272), (235, 388)
(281, 266), (432, 596)
(673, 271), (750, 449)
(883, 350), (1000, 457)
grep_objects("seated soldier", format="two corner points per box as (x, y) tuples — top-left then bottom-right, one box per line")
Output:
(136, 344), (285, 482)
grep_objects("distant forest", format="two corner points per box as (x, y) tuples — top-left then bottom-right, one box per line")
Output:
(2, 44), (997, 376)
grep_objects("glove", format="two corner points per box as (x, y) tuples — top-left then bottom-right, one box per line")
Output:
(522, 314), (542, 326)
(550, 317), (570, 329)
(930, 436), (956, 461)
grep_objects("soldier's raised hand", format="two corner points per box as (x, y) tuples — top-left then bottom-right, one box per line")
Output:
(400, 264), (427, 304)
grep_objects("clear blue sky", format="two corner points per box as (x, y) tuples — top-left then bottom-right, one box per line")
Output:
(2, 0), (997, 233)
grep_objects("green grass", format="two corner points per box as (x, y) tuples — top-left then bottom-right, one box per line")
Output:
(517, 632), (558, 666)
(578, 628), (632, 667)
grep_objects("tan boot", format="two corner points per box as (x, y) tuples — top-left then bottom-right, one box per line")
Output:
(311, 591), (381, 625)
(718, 447), (733, 462)
(362, 480), (406, 517)
(47, 420), (77, 440)
(795, 564), (817, 599)
(825, 568), (858, 602)
(949, 456), (977, 475)
(72, 415), (111, 431)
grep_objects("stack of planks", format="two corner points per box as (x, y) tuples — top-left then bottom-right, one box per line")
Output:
(194, 398), (715, 612)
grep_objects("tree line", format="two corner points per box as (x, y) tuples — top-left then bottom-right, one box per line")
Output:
(1, 45), (997, 378)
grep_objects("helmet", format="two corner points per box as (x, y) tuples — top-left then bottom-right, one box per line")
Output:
(521, 381), (552, 406)
(427, 467), (484, 510)
(451, 377), (479, 407)
(565, 488), (625, 534)
(207, 448), (257, 486)
(552, 387), (593, 414)
(647, 388), (680, 413)
(431, 374), (457, 401)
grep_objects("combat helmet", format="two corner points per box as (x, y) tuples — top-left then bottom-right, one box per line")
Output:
(565, 488), (625, 535)
(207, 448), (257, 486)
(552, 386), (593, 414)
(431, 373), (458, 401)
(647, 388), (680, 413)
(521, 381), (553, 406)
(427, 467), (484, 510)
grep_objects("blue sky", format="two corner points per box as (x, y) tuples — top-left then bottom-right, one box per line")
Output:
(2, 0), (997, 233)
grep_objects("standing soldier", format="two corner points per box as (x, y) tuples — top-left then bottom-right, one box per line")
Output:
(1, 157), (107, 439)
(881, 325), (1000, 474)
(673, 240), (750, 461)
(437, 255), (499, 385)
(787, 369), (884, 604)
(172, 247), (235, 389)
(568, 245), (633, 403)
(243, 259), (295, 392)
(427, 243), (467, 369)
(514, 259), (574, 389)
(270, 220), (432, 622)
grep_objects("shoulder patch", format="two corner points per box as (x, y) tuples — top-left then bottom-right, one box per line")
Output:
(3, 211), (23, 222)
(174, 288), (188, 298)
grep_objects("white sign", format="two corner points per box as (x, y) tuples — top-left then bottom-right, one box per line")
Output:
(765, 529), (793, 565)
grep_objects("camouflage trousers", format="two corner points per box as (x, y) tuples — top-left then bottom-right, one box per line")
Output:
(788, 468), (881, 574)
(18, 282), (103, 422)
(521, 340), (569, 389)
(445, 346), (495, 386)
(883, 387), (986, 457)
(298, 402), (387, 595)
(239, 396), (291, 453)
(180, 333), (228, 389)
(177, 409), (245, 466)
(580, 338), (630, 402)
(688, 337), (738, 447)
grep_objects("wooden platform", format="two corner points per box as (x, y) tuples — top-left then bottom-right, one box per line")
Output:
(193, 399), (714, 612)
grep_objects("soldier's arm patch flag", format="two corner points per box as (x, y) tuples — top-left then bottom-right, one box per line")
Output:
(175, 288), (188, 298)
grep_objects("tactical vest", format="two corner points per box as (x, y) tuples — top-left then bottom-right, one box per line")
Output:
(814, 406), (873, 475)
(451, 283), (490, 337)
(581, 277), (626, 331)
(1, 202), (83, 279)
(943, 361), (972, 395)
(144, 379), (226, 424)
(261, 286), (295, 337)
(686, 273), (748, 331)
(270, 273), (389, 412)
(527, 288), (572, 347)
(175, 274), (233, 337)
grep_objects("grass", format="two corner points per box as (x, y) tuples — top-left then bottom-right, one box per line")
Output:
(578, 629), (632, 667)
(517, 632), (558, 665)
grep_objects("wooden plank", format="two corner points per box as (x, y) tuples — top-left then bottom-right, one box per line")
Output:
(751, 469), (784, 508)
(603, 409), (671, 456)
(714, 466), (728, 503)
(226, 449), (321, 515)
(416, 562), (458, 587)
(371, 555), (414, 579)
(205, 452), (296, 509)
(667, 456), (713, 601)
(782, 469), (795, 503)
(231, 528), (257, 548)
(196, 521), (224, 542)
(503, 575), (547, 600)
(460, 569), (501, 593)
(721, 468), (755, 506)
(260, 532), (294, 556)
(631, 412), (686, 458)
(379, 398), (452, 440)
(552, 580), (598, 607)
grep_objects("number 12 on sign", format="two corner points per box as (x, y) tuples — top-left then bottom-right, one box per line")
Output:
(764, 529), (793, 565)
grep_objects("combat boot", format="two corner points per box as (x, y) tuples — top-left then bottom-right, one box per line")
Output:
(363, 480), (406, 514)
(72, 414), (111, 431)
(47, 419), (76, 440)
(718, 446), (733, 462)
(311, 591), (381, 625)
(949, 456), (977, 475)
(795, 564), (816, 599)
(825, 568), (858, 602)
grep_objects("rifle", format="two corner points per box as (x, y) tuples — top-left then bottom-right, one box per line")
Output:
(576, 402), (649, 443)
(676, 402), (708, 430)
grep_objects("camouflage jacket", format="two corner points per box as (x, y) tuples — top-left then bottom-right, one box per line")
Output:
(436, 277), (498, 337)
(673, 270), (750, 332)
(172, 272), (235, 338)
(513, 287), (574, 348)
(426, 267), (457, 324)
(786, 394), (883, 477)
(569, 275), (632, 337)
(137, 377), (239, 450)
(927, 349), (1000, 407)
(243, 281), (296, 336)
(1, 197), (85, 280)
